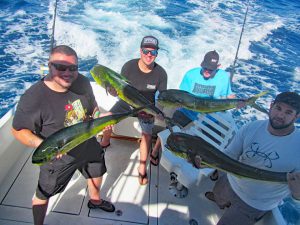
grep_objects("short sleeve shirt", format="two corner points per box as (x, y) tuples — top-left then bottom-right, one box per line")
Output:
(13, 74), (101, 160)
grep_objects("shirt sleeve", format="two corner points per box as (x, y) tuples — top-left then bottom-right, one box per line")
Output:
(157, 69), (168, 91)
(120, 62), (129, 79)
(12, 88), (42, 133)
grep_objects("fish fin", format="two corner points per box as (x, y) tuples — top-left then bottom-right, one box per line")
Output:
(252, 103), (269, 114)
(105, 84), (109, 96)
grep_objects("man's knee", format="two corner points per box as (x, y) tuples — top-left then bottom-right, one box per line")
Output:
(32, 194), (48, 206)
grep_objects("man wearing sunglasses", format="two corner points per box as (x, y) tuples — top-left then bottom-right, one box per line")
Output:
(177, 50), (235, 122)
(151, 50), (236, 174)
(101, 36), (168, 185)
(12, 45), (115, 225)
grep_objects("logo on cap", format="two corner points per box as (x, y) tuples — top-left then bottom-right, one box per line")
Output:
(141, 36), (159, 49)
(143, 37), (157, 45)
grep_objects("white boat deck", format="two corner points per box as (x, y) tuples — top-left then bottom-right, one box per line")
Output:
(0, 123), (225, 225)
(0, 132), (283, 225)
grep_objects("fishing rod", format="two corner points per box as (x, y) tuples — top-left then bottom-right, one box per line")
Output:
(229, 0), (251, 83)
(50, 0), (58, 52)
(41, 0), (58, 76)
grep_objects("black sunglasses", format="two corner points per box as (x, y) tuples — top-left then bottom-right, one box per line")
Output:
(142, 48), (158, 56)
(51, 62), (78, 72)
(202, 68), (215, 73)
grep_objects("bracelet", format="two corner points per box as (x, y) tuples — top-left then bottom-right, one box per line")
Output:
(93, 111), (100, 118)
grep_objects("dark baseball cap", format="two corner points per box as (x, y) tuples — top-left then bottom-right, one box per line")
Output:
(201, 50), (219, 70)
(140, 36), (159, 49)
(274, 92), (300, 113)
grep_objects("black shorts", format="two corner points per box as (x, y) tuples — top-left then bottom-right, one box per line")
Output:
(35, 151), (106, 200)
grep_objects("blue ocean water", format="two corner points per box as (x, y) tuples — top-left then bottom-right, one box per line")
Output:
(0, 0), (299, 127)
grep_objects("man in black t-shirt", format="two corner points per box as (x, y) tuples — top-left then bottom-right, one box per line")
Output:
(12, 45), (115, 225)
(101, 36), (168, 185)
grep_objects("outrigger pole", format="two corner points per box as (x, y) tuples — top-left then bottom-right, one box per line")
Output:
(229, 0), (250, 83)
(50, 0), (59, 52)
(41, 0), (59, 76)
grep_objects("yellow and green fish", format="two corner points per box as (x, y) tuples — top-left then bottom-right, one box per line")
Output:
(166, 132), (287, 183)
(32, 107), (144, 165)
(90, 64), (163, 116)
(157, 89), (268, 114)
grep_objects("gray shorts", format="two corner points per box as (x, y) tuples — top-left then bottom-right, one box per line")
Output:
(212, 173), (267, 225)
(35, 152), (106, 200)
(110, 100), (154, 135)
(137, 114), (154, 135)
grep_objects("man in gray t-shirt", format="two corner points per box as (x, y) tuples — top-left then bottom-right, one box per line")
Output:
(202, 92), (300, 225)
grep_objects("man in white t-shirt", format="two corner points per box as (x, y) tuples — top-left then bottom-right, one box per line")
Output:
(203, 91), (300, 225)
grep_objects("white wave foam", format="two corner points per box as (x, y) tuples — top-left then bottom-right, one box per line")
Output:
(291, 67), (300, 91)
(52, 0), (286, 91)
(294, 67), (300, 81)
(1, 0), (298, 122)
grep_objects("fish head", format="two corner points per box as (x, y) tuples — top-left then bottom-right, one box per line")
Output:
(32, 136), (66, 165)
(32, 145), (60, 165)
(166, 133), (190, 153)
(90, 64), (110, 88)
(166, 132), (198, 160)
(157, 90), (168, 101)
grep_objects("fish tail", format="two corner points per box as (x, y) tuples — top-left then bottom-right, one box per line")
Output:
(248, 91), (268, 102)
(247, 91), (269, 114)
(252, 103), (269, 114)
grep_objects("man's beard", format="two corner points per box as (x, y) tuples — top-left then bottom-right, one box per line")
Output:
(269, 117), (294, 130)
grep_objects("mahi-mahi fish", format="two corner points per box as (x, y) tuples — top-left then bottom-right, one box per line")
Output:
(32, 107), (145, 165)
(157, 89), (268, 114)
(166, 132), (287, 183)
(90, 64), (163, 116)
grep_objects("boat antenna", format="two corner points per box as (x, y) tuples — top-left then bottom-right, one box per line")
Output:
(229, 0), (251, 83)
(50, 0), (59, 53)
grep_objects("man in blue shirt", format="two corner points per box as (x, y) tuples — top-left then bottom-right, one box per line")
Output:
(151, 50), (235, 168)
(177, 50), (235, 122)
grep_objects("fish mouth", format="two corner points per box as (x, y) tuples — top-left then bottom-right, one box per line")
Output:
(32, 156), (46, 165)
